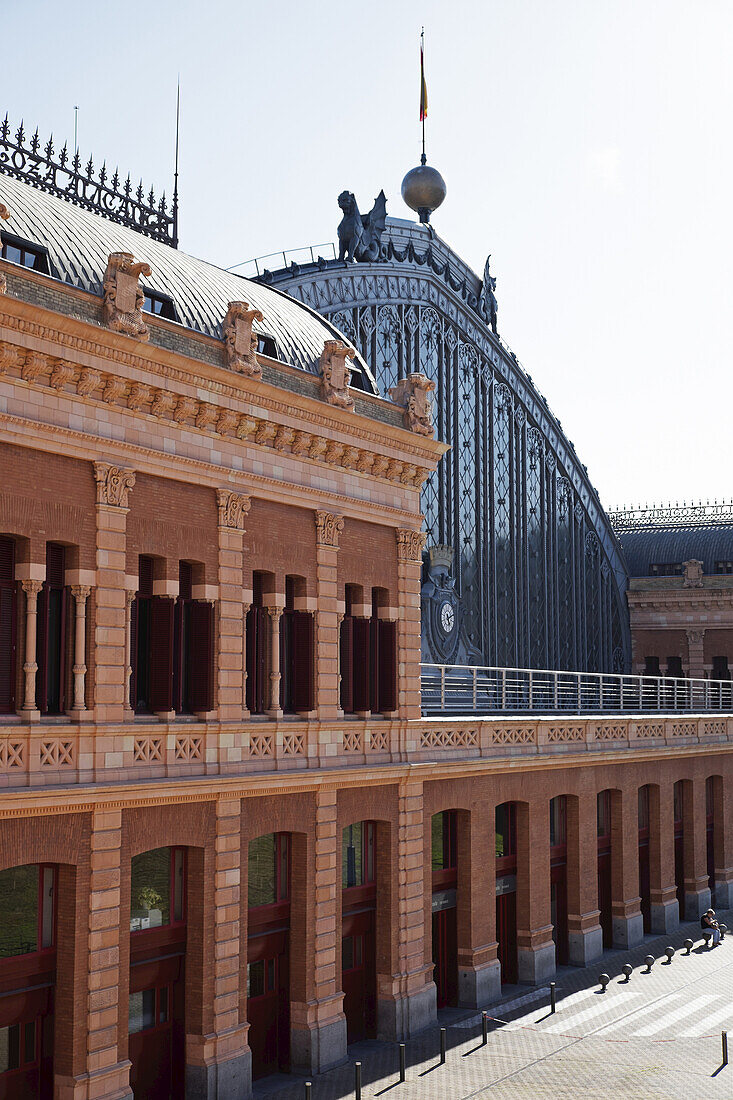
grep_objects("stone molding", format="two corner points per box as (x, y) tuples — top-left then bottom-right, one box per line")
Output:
(93, 461), (136, 508)
(396, 528), (427, 562)
(0, 337), (430, 489)
(216, 489), (251, 530)
(102, 251), (152, 340)
(314, 510), (344, 548)
(222, 301), (263, 378)
(319, 340), (355, 410)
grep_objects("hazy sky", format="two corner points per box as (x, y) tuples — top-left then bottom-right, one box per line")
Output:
(4, 0), (732, 511)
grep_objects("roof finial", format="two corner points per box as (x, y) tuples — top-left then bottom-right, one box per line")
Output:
(401, 27), (446, 224)
(172, 78), (180, 249)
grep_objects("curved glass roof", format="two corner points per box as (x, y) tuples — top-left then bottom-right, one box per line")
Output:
(619, 524), (733, 576)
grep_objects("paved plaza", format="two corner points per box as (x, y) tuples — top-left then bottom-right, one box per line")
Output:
(254, 909), (733, 1099)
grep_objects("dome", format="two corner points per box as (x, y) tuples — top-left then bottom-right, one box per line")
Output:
(401, 162), (447, 223)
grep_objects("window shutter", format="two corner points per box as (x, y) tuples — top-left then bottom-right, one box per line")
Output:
(246, 606), (268, 714)
(149, 597), (174, 712)
(129, 597), (138, 709)
(292, 611), (314, 713)
(352, 617), (371, 713)
(36, 584), (49, 714)
(378, 619), (397, 712)
(187, 601), (214, 713)
(369, 616), (380, 713)
(0, 539), (13, 585)
(0, 585), (15, 714)
(340, 615), (354, 713)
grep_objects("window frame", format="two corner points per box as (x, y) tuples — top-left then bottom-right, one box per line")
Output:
(0, 233), (50, 274)
(130, 846), (187, 937)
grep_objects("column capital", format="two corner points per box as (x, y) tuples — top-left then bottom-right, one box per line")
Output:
(396, 528), (426, 562)
(314, 510), (344, 548)
(70, 584), (92, 603)
(21, 578), (43, 598)
(216, 487), (251, 530)
(93, 461), (136, 508)
(686, 628), (706, 645)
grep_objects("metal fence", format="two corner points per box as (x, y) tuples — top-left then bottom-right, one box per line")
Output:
(421, 663), (733, 716)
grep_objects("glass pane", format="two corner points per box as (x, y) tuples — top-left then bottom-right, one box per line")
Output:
(495, 805), (509, 857)
(248, 835), (276, 907)
(130, 849), (170, 930)
(129, 989), (156, 1034)
(343, 823), (363, 888)
(41, 866), (55, 949)
(267, 957), (276, 991)
(278, 834), (289, 900)
(4, 245), (21, 264)
(342, 936), (354, 971)
(247, 959), (265, 999)
(0, 864), (39, 957)
(159, 986), (168, 1024)
(0, 1024), (20, 1073)
(173, 849), (184, 923)
(23, 1020), (35, 1064)
(431, 814), (444, 870)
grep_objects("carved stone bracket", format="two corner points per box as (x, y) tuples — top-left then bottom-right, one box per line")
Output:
(319, 340), (355, 410)
(389, 373), (436, 437)
(93, 461), (136, 508)
(222, 301), (264, 378)
(216, 489), (251, 530)
(315, 511), (344, 548)
(683, 560), (704, 588)
(396, 528), (427, 563)
(103, 251), (152, 340)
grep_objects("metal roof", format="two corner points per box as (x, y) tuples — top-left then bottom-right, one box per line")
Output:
(618, 524), (733, 576)
(0, 172), (378, 392)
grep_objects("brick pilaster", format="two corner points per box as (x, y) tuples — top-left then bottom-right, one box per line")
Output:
(566, 791), (604, 964)
(216, 492), (250, 722)
(712, 775), (733, 908)
(682, 777), (712, 919)
(93, 463), (135, 723)
(648, 783), (679, 933)
(610, 788), (644, 947)
(395, 530), (425, 721)
(516, 799), (555, 983)
(290, 788), (346, 1074)
(314, 512), (343, 722)
(456, 804), (500, 1006)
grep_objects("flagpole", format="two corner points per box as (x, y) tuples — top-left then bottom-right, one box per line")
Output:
(421, 28), (426, 164)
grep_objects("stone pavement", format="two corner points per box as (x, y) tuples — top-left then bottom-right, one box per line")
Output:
(253, 908), (733, 1099)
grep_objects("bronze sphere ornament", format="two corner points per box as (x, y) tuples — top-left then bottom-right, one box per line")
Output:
(401, 158), (447, 224)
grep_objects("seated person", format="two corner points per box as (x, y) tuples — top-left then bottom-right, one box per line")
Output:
(701, 908), (721, 946)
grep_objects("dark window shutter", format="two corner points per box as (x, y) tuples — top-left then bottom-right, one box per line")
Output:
(280, 610), (293, 712)
(129, 597), (138, 709)
(340, 615), (354, 713)
(0, 539), (14, 585)
(352, 617), (371, 713)
(378, 619), (397, 712)
(0, 582), (16, 714)
(149, 597), (174, 712)
(187, 601), (214, 713)
(46, 544), (65, 587)
(138, 556), (154, 597)
(246, 606), (268, 714)
(369, 617), (380, 712)
(292, 611), (314, 713)
(36, 584), (49, 714)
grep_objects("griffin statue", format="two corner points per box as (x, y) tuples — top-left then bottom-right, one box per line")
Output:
(337, 190), (387, 262)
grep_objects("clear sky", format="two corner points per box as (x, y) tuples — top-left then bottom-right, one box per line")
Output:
(4, 0), (732, 512)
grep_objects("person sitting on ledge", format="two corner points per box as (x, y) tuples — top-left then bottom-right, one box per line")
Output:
(701, 908), (721, 946)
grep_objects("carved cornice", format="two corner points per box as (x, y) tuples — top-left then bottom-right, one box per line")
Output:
(216, 489), (251, 530)
(315, 510), (344, 548)
(396, 528), (427, 562)
(93, 461), (136, 508)
(0, 335), (432, 490)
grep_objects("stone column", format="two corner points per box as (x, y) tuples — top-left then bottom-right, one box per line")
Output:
(378, 779), (434, 1038)
(20, 579), (42, 719)
(712, 775), (733, 908)
(395, 530), (425, 721)
(67, 585), (91, 718)
(314, 511), (343, 720)
(566, 792), (604, 965)
(686, 629), (706, 680)
(682, 777), (712, 919)
(648, 783), (679, 933)
(264, 607), (283, 718)
(123, 587), (135, 717)
(241, 603), (251, 719)
(516, 799), (556, 983)
(610, 788), (644, 947)
(456, 804), (500, 1006)
(186, 798), (249, 1100)
(93, 462), (135, 723)
(216, 491), (250, 723)
(290, 789), (346, 1074)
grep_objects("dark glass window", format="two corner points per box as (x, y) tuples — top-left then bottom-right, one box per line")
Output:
(1, 234), (49, 274)
(431, 810), (457, 870)
(256, 334), (278, 360)
(0, 864), (55, 958)
(130, 847), (185, 932)
(0, 1019), (36, 1073)
(597, 790), (611, 839)
(549, 796), (566, 847)
(342, 934), (363, 972)
(38, 543), (67, 716)
(281, 576), (314, 714)
(644, 656), (660, 676)
(248, 833), (289, 908)
(246, 573), (269, 716)
(342, 822), (375, 888)
(673, 781), (683, 825)
(714, 561), (733, 574)
(142, 290), (177, 321)
(667, 656), (683, 677)
(247, 957), (277, 999)
(649, 563), (682, 577)
(638, 786), (650, 830)
(495, 802), (516, 857)
(712, 656), (730, 680)
(128, 986), (170, 1034)
(173, 561), (214, 715)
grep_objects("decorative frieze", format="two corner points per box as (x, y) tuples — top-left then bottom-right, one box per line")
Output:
(216, 489), (251, 530)
(314, 511), (344, 548)
(103, 252), (152, 340)
(93, 462), (136, 509)
(319, 340), (355, 410)
(396, 528), (426, 562)
(222, 301), (263, 378)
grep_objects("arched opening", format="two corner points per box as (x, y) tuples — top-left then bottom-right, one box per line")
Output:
(247, 832), (291, 1079)
(0, 862), (56, 1099)
(341, 821), (376, 1042)
(128, 846), (186, 1100)
(705, 777), (717, 897)
(638, 786), (651, 933)
(495, 802), (518, 984)
(431, 810), (458, 1007)
(550, 796), (568, 965)
(597, 790), (613, 948)
(673, 781), (685, 913)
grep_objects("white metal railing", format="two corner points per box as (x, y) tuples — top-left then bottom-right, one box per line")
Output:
(421, 663), (733, 716)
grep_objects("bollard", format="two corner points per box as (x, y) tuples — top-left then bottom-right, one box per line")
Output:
(622, 963), (633, 981)
(723, 1030), (728, 1067)
(644, 955), (654, 973)
(440, 1027), (446, 1065)
(355, 1061), (362, 1100)
(684, 938), (693, 955)
(482, 1011), (488, 1046)
(720, 923), (728, 940)
(599, 973), (610, 993)
(399, 1042), (406, 1082)
(305, 1084), (312, 1100)
(550, 981), (556, 1014)
(664, 946), (674, 963)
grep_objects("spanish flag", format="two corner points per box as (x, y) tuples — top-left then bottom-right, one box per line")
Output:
(420, 34), (428, 122)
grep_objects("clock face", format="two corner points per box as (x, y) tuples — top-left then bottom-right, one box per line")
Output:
(440, 600), (455, 634)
